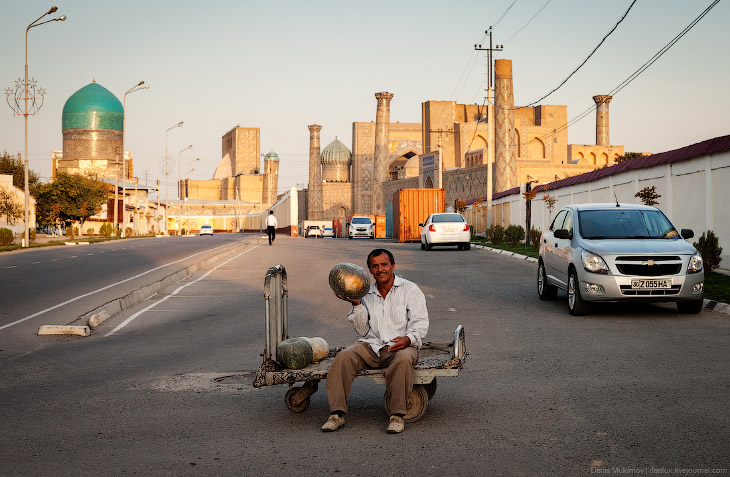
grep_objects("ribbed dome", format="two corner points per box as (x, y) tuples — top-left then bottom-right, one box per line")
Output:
(62, 82), (123, 131)
(321, 137), (351, 165)
(264, 151), (280, 161)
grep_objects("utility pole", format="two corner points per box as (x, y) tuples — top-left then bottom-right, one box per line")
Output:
(475, 27), (503, 229)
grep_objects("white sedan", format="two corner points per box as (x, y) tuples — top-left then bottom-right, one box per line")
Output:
(420, 213), (471, 251)
(199, 225), (214, 236)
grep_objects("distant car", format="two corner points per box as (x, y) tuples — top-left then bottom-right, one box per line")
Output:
(305, 225), (322, 238)
(199, 225), (213, 236)
(537, 203), (704, 315)
(419, 213), (470, 251)
(348, 216), (374, 239)
(321, 227), (335, 238)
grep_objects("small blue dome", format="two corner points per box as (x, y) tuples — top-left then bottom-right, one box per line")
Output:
(264, 151), (280, 161)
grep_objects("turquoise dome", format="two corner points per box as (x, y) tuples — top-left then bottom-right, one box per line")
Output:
(321, 137), (351, 165)
(62, 82), (123, 131)
(264, 151), (280, 161)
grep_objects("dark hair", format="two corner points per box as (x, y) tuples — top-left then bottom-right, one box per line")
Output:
(367, 249), (394, 267)
(269, 210), (274, 214)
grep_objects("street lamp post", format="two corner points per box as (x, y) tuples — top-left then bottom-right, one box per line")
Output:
(164, 121), (183, 234)
(16, 7), (66, 247)
(177, 145), (193, 233)
(121, 80), (148, 238)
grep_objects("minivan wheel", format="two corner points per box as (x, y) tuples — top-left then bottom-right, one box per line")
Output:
(676, 298), (703, 314)
(537, 262), (558, 300)
(568, 269), (591, 315)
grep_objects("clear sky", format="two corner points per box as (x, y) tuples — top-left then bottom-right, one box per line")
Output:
(1, 0), (728, 198)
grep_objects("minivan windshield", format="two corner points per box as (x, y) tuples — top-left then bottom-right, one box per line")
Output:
(579, 209), (678, 239)
(351, 217), (371, 225)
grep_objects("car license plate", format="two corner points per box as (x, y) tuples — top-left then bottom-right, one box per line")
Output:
(631, 279), (672, 289)
(443, 226), (455, 232)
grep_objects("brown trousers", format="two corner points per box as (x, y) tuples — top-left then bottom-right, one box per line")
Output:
(326, 341), (419, 416)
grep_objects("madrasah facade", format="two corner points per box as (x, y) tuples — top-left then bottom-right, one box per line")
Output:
(306, 58), (625, 222)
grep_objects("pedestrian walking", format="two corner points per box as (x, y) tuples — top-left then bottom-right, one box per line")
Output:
(266, 210), (278, 245)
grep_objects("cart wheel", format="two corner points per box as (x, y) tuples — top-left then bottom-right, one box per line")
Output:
(285, 386), (311, 413)
(383, 385), (429, 423)
(424, 377), (437, 400)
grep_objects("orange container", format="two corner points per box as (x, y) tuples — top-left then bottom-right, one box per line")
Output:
(392, 189), (445, 242)
(375, 215), (386, 238)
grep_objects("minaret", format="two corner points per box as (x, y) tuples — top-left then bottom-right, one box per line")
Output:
(494, 60), (517, 193)
(593, 95), (612, 146)
(262, 151), (279, 205)
(307, 124), (323, 220)
(373, 92), (394, 215)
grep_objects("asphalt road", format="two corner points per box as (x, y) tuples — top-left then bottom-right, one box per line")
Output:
(0, 233), (257, 355)
(0, 235), (728, 476)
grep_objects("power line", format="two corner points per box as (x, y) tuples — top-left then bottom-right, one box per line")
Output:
(503, 0), (552, 44)
(525, 0), (638, 107)
(493, 0), (518, 28)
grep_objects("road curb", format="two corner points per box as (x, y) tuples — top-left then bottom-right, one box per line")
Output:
(472, 243), (728, 314)
(38, 325), (90, 337)
(76, 238), (258, 330)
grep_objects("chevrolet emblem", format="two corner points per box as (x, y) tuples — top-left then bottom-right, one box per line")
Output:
(642, 260), (657, 266)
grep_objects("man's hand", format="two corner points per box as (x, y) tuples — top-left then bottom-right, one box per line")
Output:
(334, 292), (360, 306)
(387, 335), (411, 352)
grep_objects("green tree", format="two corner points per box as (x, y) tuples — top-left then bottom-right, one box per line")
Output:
(0, 151), (41, 195)
(35, 173), (108, 229)
(0, 187), (23, 225)
(635, 186), (661, 206)
(614, 152), (644, 164)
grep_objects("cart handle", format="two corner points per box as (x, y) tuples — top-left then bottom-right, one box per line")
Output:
(453, 325), (466, 361)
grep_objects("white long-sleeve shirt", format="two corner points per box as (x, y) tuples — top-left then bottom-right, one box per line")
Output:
(347, 274), (429, 355)
(266, 215), (277, 227)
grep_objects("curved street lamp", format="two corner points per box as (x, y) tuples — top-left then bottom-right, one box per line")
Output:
(177, 145), (193, 233)
(19, 6), (66, 247)
(163, 121), (183, 234)
(121, 80), (148, 238)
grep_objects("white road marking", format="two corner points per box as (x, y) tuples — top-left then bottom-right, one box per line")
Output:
(32, 262), (42, 264)
(0, 242), (238, 332)
(105, 245), (259, 336)
(5, 266), (17, 269)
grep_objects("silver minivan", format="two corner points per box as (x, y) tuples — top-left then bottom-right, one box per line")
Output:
(538, 203), (704, 315)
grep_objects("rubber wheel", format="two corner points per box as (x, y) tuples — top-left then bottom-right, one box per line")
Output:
(464, 243), (471, 251)
(285, 386), (311, 413)
(568, 269), (591, 316)
(538, 261), (558, 300)
(348, 235), (352, 239)
(424, 378), (437, 400)
(421, 241), (425, 250)
(425, 240), (432, 251)
(383, 385), (429, 423)
(676, 299), (703, 314)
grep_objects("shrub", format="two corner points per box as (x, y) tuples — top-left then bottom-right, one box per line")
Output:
(125, 227), (134, 237)
(99, 223), (113, 237)
(29, 228), (36, 242)
(486, 225), (505, 245)
(529, 226), (542, 248)
(694, 230), (723, 271)
(0, 228), (13, 246)
(505, 224), (525, 246)
(87, 228), (94, 236)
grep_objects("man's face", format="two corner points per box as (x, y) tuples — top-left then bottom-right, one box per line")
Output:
(368, 253), (394, 287)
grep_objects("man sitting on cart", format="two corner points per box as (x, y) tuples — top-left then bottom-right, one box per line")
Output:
(323, 248), (429, 434)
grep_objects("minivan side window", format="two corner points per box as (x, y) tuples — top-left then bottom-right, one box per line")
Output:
(562, 211), (574, 234)
(550, 210), (567, 231)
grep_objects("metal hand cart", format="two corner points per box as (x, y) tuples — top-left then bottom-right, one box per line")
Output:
(253, 265), (467, 422)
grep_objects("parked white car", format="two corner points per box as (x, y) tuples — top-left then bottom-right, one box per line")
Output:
(419, 213), (471, 251)
(199, 225), (214, 236)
